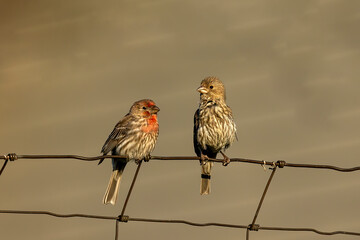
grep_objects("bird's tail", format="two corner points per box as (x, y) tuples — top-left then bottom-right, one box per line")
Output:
(200, 161), (213, 195)
(103, 161), (127, 205)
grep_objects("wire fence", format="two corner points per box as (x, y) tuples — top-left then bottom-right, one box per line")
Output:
(1, 153), (360, 240)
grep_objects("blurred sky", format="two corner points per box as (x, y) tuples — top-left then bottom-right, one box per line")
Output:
(0, 0), (359, 239)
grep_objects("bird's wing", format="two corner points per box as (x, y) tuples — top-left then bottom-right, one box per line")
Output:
(228, 105), (238, 141)
(101, 114), (132, 155)
(193, 109), (202, 157)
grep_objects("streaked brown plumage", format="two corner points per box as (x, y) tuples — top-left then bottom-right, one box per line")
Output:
(99, 99), (160, 205)
(193, 77), (237, 195)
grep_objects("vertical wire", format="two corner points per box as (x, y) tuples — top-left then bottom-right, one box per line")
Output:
(250, 166), (277, 227)
(120, 160), (143, 216)
(115, 220), (119, 240)
(0, 159), (9, 175)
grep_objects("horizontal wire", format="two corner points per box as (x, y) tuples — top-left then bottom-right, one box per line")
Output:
(1, 153), (360, 172)
(260, 226), (360, 236)
(129, 217), (248, 228)
(1, 154), (359, 239)
(0, 209), (116, 220)
(1, 210), (359, 236)
(282, 162), (360, 172)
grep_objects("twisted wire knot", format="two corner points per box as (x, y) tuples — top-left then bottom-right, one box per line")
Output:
(1, 153), (17, 175)
(276, 160), (286, 168)
(6, 153), (18, 161)
(118, 215), (129, 222)
(248, 224), (260, 231)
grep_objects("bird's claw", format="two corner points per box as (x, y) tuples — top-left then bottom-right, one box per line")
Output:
(220, 151), (230, 166)
(143, 155), (151, 162)
(200, 154), (209, 166)
(222, 157), (230, 166)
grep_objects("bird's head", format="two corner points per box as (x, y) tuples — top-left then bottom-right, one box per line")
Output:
(197, 76), (226, 101)
(130, 99), (160, 118)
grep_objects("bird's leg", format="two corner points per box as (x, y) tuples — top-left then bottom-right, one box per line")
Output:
(143, 155), (151, 162)
(200, 152), (209, 166)
(135, 159), (142, 165)
(220, 151), (230, 166)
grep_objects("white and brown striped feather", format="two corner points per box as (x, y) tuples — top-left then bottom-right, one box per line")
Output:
(102, 115), (158, 161)
(195, 100), (236, 155)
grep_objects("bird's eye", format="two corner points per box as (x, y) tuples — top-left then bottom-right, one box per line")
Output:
(210, 85), (213, 89)
(142, 106), (146, 110)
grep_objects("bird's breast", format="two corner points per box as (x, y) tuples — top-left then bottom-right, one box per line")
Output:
(197, 105), (236, 151)
(142, 115), (159, 133)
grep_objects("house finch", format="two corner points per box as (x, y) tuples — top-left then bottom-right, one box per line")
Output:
(193, 77), (237, 195)
(99, 99), (160, 205)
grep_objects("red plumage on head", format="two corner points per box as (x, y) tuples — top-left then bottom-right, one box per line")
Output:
(146, 101), (155, 107)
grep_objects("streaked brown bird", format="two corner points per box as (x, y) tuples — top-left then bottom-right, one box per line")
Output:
(99, 99), (160, 205)
(193, 77), (237, 195)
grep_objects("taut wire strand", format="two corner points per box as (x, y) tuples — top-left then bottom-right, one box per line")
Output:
(1, 153), (359, 172)
(1, 210), (359, 236)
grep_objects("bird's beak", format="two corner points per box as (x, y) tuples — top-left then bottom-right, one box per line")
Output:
(197, 86), (208, 94)
(151, 105), (160, 113)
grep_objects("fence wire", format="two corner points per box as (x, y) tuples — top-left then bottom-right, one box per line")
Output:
(0, 210), (359, 238)
(1, 153), (360, 173)
(1, 153), (359, 240)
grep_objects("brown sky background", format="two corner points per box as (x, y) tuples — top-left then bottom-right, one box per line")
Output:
(1, 0), (360, 239)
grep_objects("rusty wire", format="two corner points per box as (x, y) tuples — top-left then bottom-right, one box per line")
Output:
(0, 209), (116, 220)
(1, 153), (360, 239)
(1, 153), (360, 176)
(250, 166), (277, 229)
(0, 210), (359, 237)
(120, 161), (143, 216)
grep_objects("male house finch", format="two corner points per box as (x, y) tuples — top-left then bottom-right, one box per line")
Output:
(193, 77), (237, 195)
(99, 99), (160, 205)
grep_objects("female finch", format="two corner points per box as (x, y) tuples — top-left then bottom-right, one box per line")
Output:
(193, 77), (237, 195)
(99, 99), (160, 205)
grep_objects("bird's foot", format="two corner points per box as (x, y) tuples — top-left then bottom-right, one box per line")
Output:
(220, 151), (230, 166)
(135, 159), (142, 165)
(143, 155), (151, 162)
(200, 153), (209, 166)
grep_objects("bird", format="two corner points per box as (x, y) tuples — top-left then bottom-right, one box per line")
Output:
(99, 99), (160, 205)
(193, 77), (237, 195)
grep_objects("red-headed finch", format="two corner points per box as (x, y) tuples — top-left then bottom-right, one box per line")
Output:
(99, 99), (160, 205)
(193, 77), (237, 195)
